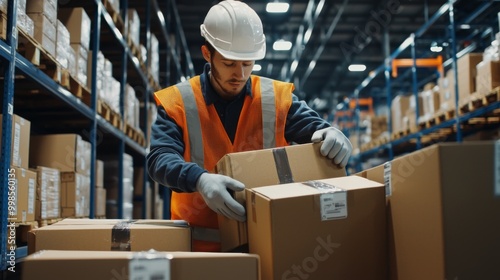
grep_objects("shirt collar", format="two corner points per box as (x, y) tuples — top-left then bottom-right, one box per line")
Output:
(200, 63), (253, 105)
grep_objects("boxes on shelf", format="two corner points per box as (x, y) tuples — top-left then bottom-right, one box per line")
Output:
(33, 166), (60, 221)
(27, 219), (192, 254)
(127, 9), (140, 47)
(125, 83), (140, 129)
(476, 60), (500, 96)
(58, 7), (91, 50)
(0, 0), (6, 13)
(27, 13), (56, 58)
(55, 20), (70, 69)
(403, 93), (423, 131)
(94, 187), (106, 217)
(30, 133), (91, 176)
(457, 52), (483, 101)
(96, 159), (104, 188)
(17, 13), (34, 37)
(87, 50), (105, 97)
(215, 142), (346, 251)
(369, 115), (388, 140)
(60, 172), (90, 218)
(26, 0), (57, 24)
(419, 87), (440, 122)
(0, 114), (31, 169)
(356, 142), (500, 279)
(22, 250), (260, 280)
(438, 69), (456, 111)
(103, 154), (134, 219)
(8, 167), (36, 223)
(149, 33), (160, 83)
(390, 95), (410, 132)
(247, 176), (387, 280)
(71, 43), (88, 86)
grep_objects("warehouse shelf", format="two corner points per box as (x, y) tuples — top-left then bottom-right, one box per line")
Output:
(347, 0), (500, 173)
(1, 0), (194, 270)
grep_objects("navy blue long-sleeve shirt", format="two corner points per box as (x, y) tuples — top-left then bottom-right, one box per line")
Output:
(147, 64), (330, 193)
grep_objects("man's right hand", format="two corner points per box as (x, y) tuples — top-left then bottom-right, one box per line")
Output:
(196, 173), (246, 222)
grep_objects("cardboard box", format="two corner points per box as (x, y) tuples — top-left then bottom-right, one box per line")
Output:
(8, 167), (36, 223)
(27, 13), (56, 56)
(0, 114), (31, 169)
(95, 187), (106, 217)
(34, 166), (60, 221)
(28, 219), (192, 254)
(26, 0), (57, 23)
(22, 250), (260, 280)
(457, 53), (483, 99)
(96, 159), (104, 188)
(30, 134), (91, 176)
(476, 60), (500, 96)
(390, 95), (410, 132)
(419, 89), (440, 122)
(215, 142), (346, 251)
(246, 176), (387, 280)
(60, 172), (90, 218)
(356, 142), (500, 279)
(58, 7), (91, 50)
(438, 69), (456, 111)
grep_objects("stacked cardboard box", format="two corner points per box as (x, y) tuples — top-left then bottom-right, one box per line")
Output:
(26, 0), (58, 58)
(58, 7), (91, 86)
(94, 159), (107, 217)
(369, 115), (388, 140)
(34, 166), (60, 221)
(476, 59), (500, 96)
(404, 94), (423, 131)
(438, 69), (456, 111)
(215, 143), (346, 251)
(22, 250), (260, 280)
(247, 176), (387, 280)
(390, 95), (410, 132)
(419, 87), (440, 122)
(457, 53), (482, 102)
(55, 20), (71, 70)
(104, 154), (134, 219)
(356, 142), (500, 279)
(60, 172), (90, 218)
(16, 0), (34, 38)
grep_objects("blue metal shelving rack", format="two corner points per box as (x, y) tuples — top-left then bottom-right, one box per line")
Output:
(0, 0), (193, 270)
(349, 0), (500, 172)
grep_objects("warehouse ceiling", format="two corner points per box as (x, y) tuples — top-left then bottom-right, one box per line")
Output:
(165, 0), (499, 112)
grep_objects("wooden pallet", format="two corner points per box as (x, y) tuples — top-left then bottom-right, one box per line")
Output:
(433, 108), (456, 125)
(0, 12), (6, 40)
(123, 123), (147, 146)
(102, 0), (124, 33)
(459, 90), (498, 115)
(391, 128), (411, 140)
(98, 99), (123, 129)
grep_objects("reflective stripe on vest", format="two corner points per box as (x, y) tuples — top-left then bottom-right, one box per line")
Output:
(177, 81), (204, 167)
(177, 77), (277, 163)
(260, 77), (276, 149)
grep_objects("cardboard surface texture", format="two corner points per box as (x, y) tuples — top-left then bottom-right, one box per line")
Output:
(356, 142), (500, 280)
(215, 142), (346, 251)
(0, 114), (31, 169)
(22, 250), (260, 280)
(247, 176), (387, 280)
(28, 218), (192, 254)
(8, 167), (36, 223)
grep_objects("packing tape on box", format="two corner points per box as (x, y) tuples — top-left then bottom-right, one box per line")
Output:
(111, 220), (189, 251)
(272, 148), (294, 184)
(303, 181), (348, 221)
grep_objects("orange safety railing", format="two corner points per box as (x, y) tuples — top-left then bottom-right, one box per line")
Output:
(391, 55), (443, 78)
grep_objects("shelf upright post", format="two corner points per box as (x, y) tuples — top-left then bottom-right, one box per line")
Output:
(448, 0), (462, 142)
(385, 59), (394, 160)
(410, 33), (422, 150)
(1, 0), (17, 271)
(88, 1), (103, 218)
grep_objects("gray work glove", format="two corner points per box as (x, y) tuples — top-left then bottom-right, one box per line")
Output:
(196, 173), (246, 222)
(311, 127), (352, 168)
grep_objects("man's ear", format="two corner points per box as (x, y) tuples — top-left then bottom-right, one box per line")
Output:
(201, 45), (210, 62)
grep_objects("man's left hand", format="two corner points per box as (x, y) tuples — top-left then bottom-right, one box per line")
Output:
(311, 127), (352, 168)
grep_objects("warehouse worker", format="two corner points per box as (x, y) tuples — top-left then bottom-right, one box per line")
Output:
(147, 0), (352, 252)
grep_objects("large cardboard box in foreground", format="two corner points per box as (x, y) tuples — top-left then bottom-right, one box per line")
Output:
(215, 143), (346, 251)
(357, 142), (500, 279)
(28, 219), (192, 254)
(22, 250), (260, 280)
(247, 176), (387, 280)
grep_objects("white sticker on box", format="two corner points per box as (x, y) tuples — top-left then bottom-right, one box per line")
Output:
(129, 257), (170, 280)
(495, 141), (500, 197)
(28, 178), (35, 214)
(384, 162), (392, 197)
(320, 191), (347, 220)
(13, 122), (20, 166)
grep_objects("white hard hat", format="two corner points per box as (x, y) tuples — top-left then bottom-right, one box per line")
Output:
(200, 0), (266, 60)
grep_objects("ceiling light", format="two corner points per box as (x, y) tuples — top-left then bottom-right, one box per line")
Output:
(266, 2), (289, 13)
(252, 64), (262, 71)
(430, 41), (443, 52)
(273, 40), (292, 51)
(348, 64), (366, 72)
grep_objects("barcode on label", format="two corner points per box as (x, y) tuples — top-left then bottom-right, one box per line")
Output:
(384, 162), (392, 196)
(129, 258), (169, 280)
(320, 191), (347, 220)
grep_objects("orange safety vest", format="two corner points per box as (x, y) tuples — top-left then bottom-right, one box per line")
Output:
(154, 75), (293, 251)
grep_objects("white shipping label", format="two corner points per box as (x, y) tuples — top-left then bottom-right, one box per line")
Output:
(320, 191), (347, 220)
(13, 123), (20, 166)
(495, 141), (500, 197)
(28, 178), (35, 214)
(129, 258), (170, 280)
(384, 162), (392, 197)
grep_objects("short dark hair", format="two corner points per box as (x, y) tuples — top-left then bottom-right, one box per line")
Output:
(204, 41), (216, 56)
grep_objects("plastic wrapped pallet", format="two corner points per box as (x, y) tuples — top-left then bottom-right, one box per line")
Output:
(56, 20), (70, 69)
(18, 12), (35, 38)
(125, 84), (140, 129)
(127, 9), (140, 47)
(28, 13), (56, 57)
(67, 46), (76, 77)
(34, 166), (60, 221)
(71, 43), (88, 86)
(87, 50), (105, 97)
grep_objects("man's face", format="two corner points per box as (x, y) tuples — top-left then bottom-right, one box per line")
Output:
(202, 45), (254, 100)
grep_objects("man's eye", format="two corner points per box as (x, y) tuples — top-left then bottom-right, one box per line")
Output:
(223, 63), (234, 67)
